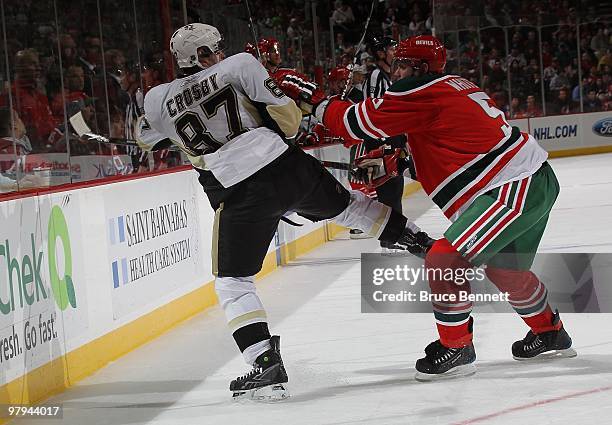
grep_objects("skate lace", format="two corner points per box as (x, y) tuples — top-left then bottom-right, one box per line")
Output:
(524, 334), (543, 352)
(434, 347), (458, 365)
(238, 365), (262, 382)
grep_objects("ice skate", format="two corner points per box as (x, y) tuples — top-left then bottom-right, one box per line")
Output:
(512, 311), (577, 361)
(415, 340), (477, 382)
(230, 336), (289, 401)
(349, 228), (372, 239)
(380, 240), (405, 256)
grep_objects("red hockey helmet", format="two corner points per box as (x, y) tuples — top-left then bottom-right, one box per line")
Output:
(394, 35), (446, 73)
(327, 66), (350, 82)
(258, 37), (280, 54)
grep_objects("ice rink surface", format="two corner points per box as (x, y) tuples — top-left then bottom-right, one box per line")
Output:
(18, 154), (612, 425)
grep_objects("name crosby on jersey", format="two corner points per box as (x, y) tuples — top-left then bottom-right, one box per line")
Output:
(165, 73), (220, 117)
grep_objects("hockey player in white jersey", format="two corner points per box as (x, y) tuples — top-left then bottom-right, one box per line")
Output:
(137, 23), (434, 400)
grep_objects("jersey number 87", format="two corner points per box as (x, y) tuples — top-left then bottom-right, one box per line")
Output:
(174, 85), (246, 155)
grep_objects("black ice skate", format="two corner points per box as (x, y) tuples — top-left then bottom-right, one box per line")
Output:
(512, 310), (577, 361)
(230, 335), (289, 401)
(395, 227), (435, 258)
(380, 240), (405, 256)
(349, 228), (372, 239)
(415, 340), (477, 382)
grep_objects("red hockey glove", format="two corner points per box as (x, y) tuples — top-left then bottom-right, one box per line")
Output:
(311, 123), (343, 145)
(295, 130), (320, 147)
(352, 147), (402, 189)
(278, 72), (327, 115)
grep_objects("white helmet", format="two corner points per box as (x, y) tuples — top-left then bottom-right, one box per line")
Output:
(170, 23), (223, 69)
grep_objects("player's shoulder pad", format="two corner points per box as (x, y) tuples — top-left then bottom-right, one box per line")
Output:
(143, 82), (171, 119)
(226, 52), (261, 68)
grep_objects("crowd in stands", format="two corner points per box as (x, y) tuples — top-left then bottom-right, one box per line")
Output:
(1, 0), (611, 192)
(0, 0), (177, 171)
(232, 0), (610, 117)
(442, 0), (611, 117)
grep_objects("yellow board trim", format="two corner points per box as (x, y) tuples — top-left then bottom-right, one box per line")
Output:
(547, 146), (612, 158)
(0, 281), (218, 419)
(403, 181), (422, 197)
(0, 181), (423, 419)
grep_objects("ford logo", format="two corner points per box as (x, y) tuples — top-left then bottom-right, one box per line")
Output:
(592, 118), (612, 137)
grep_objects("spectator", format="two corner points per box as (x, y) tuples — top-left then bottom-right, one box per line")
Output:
(584, 90), (601, 112)
(599, 49), (612, 71)
(549, 68), (570, 93)
(555, 42), (572, 69)
(523, 95), (543, 117)
(509, 59), (526, 98)
(590, 28), (609, 56)
(408, 12), (425, 36)
(0, 108), (41, 192)
(331, 0), (355, 41)
(50, 65), (89, 119)
(0, 49), (57, 152)
(506, 47), (526, 69)
(286, 17), (299, 41)
(488, 59), (506, 91)
(510, 96), (524, 119)
(382, 8), (396, 38)
(550, 88), (575, 115)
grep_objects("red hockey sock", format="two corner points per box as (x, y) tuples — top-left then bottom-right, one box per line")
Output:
(426, 238), (474, 348)
(485, 267), (562, 334)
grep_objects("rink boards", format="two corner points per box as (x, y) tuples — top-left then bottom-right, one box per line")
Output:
(0, 109), (611, 412)
(0, 167), (344, 410)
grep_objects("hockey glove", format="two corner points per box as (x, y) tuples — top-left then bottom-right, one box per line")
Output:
(352, 146), (402, 189)
(363, 134), (408, 152)
(398, 155), (418, 181)
(278, 73), (327, 116)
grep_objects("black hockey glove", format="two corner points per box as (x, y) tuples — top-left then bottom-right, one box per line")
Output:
(398, 155), (418, 181)
(363, 134), (408, 152)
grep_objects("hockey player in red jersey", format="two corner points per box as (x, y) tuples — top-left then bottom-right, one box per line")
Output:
(257, 37), (283, 74)
(280, 35), (576, 380)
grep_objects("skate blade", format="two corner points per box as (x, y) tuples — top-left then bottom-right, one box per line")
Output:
(513, 347), (578, 362)
(380, 246), (408, 256)
(232, 383), (290, 402)
(350, 233), (373, 240)
(415, 363), (477, 382)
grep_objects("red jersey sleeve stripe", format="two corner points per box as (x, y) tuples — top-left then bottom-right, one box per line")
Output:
(360, 100), (389, 138)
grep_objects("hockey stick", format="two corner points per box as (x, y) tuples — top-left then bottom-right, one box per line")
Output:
(244, 0), (262, 59)
(69, 111), (182, 152)
(340, 0), (383, 100)
(320, 160), (351, 171)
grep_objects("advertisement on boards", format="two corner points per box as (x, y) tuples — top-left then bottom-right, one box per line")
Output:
(0, 191), (87, 385)
(104, 172), (204, 320)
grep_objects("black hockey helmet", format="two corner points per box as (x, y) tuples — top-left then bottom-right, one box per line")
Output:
(371, 36), (398, 53)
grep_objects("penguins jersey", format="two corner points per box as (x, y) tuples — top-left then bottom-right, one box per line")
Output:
(138, 52), (302, 188)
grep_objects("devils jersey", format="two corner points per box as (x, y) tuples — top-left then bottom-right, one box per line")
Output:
(138, 53), (301, 188)
(321, 74), (548, 219)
